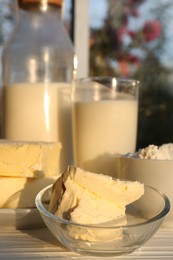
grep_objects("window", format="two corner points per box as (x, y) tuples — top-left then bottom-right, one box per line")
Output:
(75, 0), (173, 149)
(1, 0), (173, 149)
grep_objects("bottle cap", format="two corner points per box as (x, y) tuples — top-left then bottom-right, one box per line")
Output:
(18, 0), (63, 7)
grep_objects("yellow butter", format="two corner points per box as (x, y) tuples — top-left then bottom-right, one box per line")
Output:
(0, 176), (58, 208)
(55, 167), (144, 225)
(0, 141), (62, 178)
(53, 167), (144, 242)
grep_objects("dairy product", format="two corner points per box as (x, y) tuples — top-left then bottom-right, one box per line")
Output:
(0, 176), (57, 208)
(49, 166), (144, 241)
(3, 83), (73, 172)
(72, 94), (138, 176)
(137, 143), (173, 160)
(0, 141), (62, 177)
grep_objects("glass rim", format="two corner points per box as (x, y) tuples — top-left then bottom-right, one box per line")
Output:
(74, 76), (140, 85)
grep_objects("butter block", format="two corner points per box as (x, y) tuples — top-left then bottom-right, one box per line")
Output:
(0, 141), (62, 178)
(0, 176), (58, 208)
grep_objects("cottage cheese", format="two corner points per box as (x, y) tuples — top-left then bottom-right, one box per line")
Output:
(138, 143), (173, 160)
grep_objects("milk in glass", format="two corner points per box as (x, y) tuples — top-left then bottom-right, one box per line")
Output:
(72, 93), (138, 176)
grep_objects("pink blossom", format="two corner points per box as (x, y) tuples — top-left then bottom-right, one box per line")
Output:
(128, 30), (136, 38)
(117, 27), (127, 42)
(127, 0), (145, 6)
(143, 20), (161, 42)
(119, 54), (140, 77)
(126, 54), (139, 64)
(130, 8), (139, 17)
(127, 0), (136, 4)
(119, 60), (129, 77)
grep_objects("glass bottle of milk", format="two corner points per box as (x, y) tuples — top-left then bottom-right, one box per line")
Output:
(2, 0), (77, 172)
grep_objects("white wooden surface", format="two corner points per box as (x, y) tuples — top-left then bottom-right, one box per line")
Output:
(0, 227), (173, 259)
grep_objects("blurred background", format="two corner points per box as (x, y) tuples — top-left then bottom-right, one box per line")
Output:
(1, 0), (173, 150)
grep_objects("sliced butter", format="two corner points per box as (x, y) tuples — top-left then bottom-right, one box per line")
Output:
(0, 141), (62, 178)
(72, 167), (144, 206)
(50, 166), (144, 241)
(54, 167), (144, 224)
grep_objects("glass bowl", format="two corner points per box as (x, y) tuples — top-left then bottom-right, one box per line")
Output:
(35, 184), (170, 257)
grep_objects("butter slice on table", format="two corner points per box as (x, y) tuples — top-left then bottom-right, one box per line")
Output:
(0, 141), (62, 178)
(0, 176), (58, 208)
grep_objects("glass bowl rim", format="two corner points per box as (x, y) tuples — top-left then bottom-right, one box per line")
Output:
(35, 183), (170, 229)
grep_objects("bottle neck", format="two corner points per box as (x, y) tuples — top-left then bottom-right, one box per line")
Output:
(16, 0), (63, 28)
(18, 0), (63, 12)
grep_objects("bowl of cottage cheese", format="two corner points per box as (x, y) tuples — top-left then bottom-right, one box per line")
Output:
(115, 143), (173, 227)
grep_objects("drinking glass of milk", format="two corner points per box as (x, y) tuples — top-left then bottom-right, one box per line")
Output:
(72, 77), (139, 176)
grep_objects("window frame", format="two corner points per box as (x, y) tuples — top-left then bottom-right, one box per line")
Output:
(73, 0), (89, 78)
